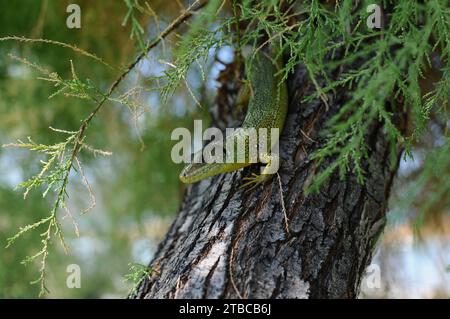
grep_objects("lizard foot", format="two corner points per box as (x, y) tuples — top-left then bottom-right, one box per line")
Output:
(240, 173), (273, 191)
(240, 153), (279, 191)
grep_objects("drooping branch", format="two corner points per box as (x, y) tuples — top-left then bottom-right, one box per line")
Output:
(51, 0), (210, 222)
(2, 0), (209, 297)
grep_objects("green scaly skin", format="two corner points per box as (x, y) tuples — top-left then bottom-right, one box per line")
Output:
(179, 51), (288, 184)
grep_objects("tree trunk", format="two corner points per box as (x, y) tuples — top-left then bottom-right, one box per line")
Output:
(134, 56), (405, 299)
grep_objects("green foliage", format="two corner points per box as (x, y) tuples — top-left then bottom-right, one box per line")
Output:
(166, 0), (448, 221)
(3, 125), (111, 296)
(0, 187), (51, 297)
(122, 0), (147, 50)
(3, 132), (75, 296)
(159, 0), (226, 101)
(124, 263), (155, 296)
(240, 0), (449, 196)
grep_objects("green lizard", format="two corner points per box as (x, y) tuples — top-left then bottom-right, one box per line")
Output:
(179, 49), (288, 186)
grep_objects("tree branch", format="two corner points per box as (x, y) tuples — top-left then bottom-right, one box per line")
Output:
(61, 0), (209, 208)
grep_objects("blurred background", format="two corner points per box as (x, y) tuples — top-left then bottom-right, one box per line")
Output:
(0, 0), (448, 298)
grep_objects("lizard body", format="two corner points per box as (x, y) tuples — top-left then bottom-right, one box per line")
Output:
(179, 51), (288, 184)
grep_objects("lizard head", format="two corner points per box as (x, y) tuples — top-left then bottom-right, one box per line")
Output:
(179, 162), (206, 184)
(179, 149), (220, 184)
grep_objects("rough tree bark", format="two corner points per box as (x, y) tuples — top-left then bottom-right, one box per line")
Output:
(134, 52), (406, 299)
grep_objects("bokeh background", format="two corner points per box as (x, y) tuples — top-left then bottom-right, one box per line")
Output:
(0, 0), (448, 298)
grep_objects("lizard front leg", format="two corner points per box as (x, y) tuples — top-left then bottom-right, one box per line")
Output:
(241, 153), (280, 190)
